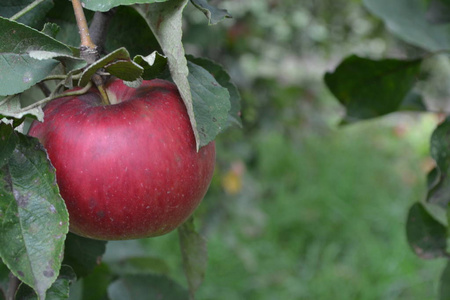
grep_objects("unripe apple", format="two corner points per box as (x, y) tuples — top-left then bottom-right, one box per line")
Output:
(29, 79), (215, 240)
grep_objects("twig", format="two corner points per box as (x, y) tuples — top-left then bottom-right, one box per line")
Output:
(89, 9), (117, 54)
(20, 82), (93, 112)
(6, 273), (19, 300)
(37, 82), (51, 97)
(71, 0), (96, 50)
(10, 0), (47, 21)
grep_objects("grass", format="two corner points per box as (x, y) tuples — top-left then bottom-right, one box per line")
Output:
(141, 115), (445, 300)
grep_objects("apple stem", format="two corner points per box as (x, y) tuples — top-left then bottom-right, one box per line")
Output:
(93, 75), (111, 105)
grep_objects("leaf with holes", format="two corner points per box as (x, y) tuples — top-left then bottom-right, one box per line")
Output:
(0, 132), (69, 299)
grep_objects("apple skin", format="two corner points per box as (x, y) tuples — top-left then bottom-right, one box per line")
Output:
(29, 79), (215, 240)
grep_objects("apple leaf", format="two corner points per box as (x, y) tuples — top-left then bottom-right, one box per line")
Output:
(427, 0), (450, 24)
(0, 261), (9, 298)
(81, 0), (169, 12)
(178, 217), (208, 299)
(107, 256), (171, 276)
(105, 6), (162, 57)
(439, 261), (450, 300)
(0, 132), (69, 299)
(0, 95), (44, 122)
(14, 265), (76, 300)
(41, 22), (60, 38)
(0, 0), (54, 29)
(80, 263), (113, 300)
(79, 47), (143, 86)
(187, 55), (241, 128)
(134, 52), (168, 80)
(0, 124), (19, 168)
(190, 0), (232, 25)
(140, 0), (203, 149)
(406, 203), (447, 259)
(0, 17), (73, 96)
(427, 118), (450, 207)
(324, 55), (422, 123)
(62, 233), (107, 278)
(188, 61), (230, 146)
(363, 0), (450, 51)
(107, 274), (189, 300)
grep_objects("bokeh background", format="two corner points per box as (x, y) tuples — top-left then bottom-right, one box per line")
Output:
(108, 1), (449, 299)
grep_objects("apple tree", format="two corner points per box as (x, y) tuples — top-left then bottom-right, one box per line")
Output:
(0, 0), (240, 299)
(325, 0), (450, 298)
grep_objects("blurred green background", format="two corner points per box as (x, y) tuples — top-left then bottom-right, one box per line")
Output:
(111, 1), (448, 299)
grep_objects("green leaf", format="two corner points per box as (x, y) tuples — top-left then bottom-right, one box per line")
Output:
(0, 0), (54, 29)
(190, 0), (231, 25)
(0, 95), (44, 122)
(0, 123), (18, 168)
(0, 133), (69, 299)
(188, 61), (230, 146)
(15, 265), (76, 300)
(133, 52), (168, 80)
(108, 256), (170, 276)
(0, 261), (9, 299)
(105, 6), (162, 57)
(41, 23), (60, 38)
(428, 118), (450, 207)
(427, 0), (450, 24)
(363, 0), (450, 51)
(178, 217), (207, 299)
(81, 0), (169, 12)
(440, 261), (450, 300)
(107, 274), (189, 300)
(0, 17), (73, 96)
(140, 0), (202, 149)
(398, 90), (427, 112)
(78, 47), (143, 86)
(187, 56), (241, 128)
(406, 203), (447, 259)
(80, 263), (113, 300)
(324, 55), (422, 123)
(62, 233), (107, 278)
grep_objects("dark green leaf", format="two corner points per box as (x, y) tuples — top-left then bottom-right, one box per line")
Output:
(78, 47), (143, 86)
(188, 61), (231, 147)
(427, 0), (450, 24)
(140, 0), (202, 148)
(178, 217), (207, 299)
(398, 90), (427, 111)
(15, 265), (76, 300)
(428, 118), (450, 207)
(324, 55), (422, 123)
(0, 261), (9, 300)
(440, 261), (450, 300)
(190, 0), (231, 25)
(62, 233), (107, 278)
(187, 55), (241, 128)
(107, 274), (189, 300)
(41, 23), (60, 38)
(81, 264), (113, 300)
(0, 17), (73, 96)
(0, 133), (69, 299)
(108, 256), (170, 276)
(133, 52), (168, 80)
(0, 0), (54, 29)
(81, 0), (170, 12)
(0, 123), (18, 168)
(406, 203), (447, 259)
(363, 0), (450, 51)
(105, 6), (162, 57)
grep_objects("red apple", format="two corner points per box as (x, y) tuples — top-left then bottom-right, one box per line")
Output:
(29, 79), (215, 240)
